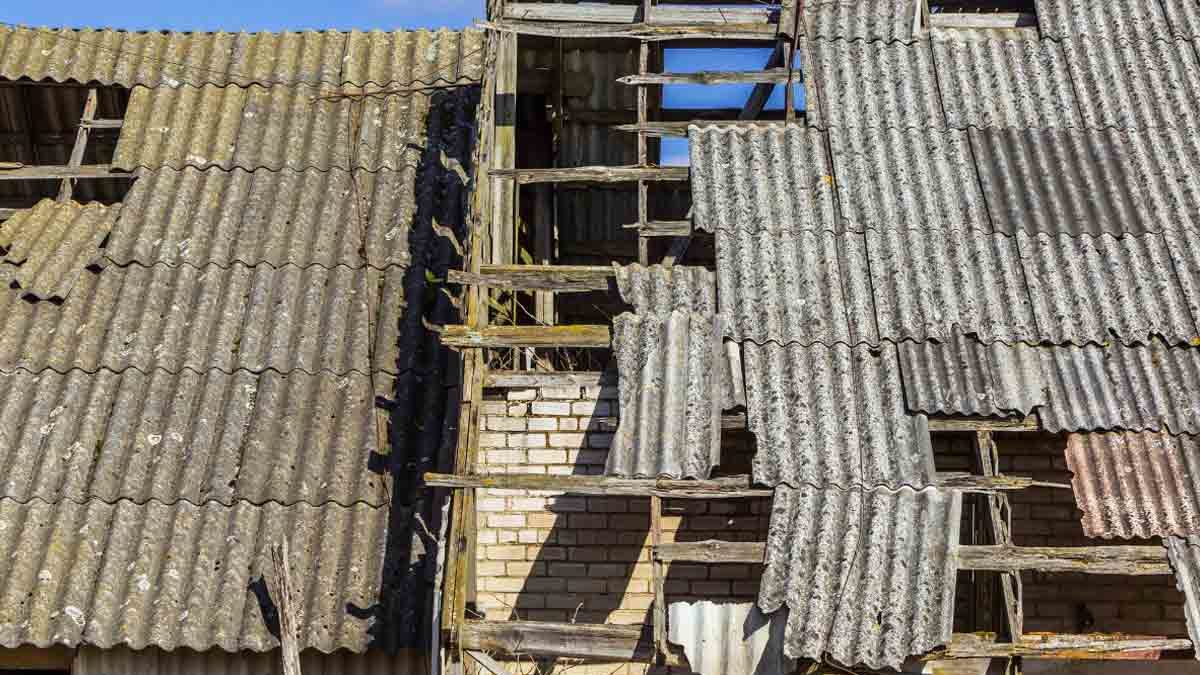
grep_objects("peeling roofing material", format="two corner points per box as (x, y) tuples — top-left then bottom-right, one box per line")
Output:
(829, 127), (990, 234)
(0, 368), (387, 507)
(1036, 0), (1172, 41)
(897, 329), (1046, 417)
(934, 39), (1081, 129)
(1017, 231), (1197, 346)
(0, 199), (116, 299)
(742, 341), (935, 489)
(613, 263), (716, 315)
(106, 167), (417, 269)
(688, 125), (838, 234)
(1063, 37), (1200, 131)
(806, 39), (944, 129)
(803, 0), (918, 42)
(1166, 536), (1200, 652)
(668, 601), (794, 675)
(1066, 431), (1200, 539)
(0, 498), (387, 653)
(758, 485), (961, 670)
(0, 25), (483, 88)
(607, 311), (722, 479)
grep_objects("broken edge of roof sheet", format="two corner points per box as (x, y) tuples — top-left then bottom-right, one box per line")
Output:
(1166, 535), (1200, 654)
(668, 601), (795, 675)
(0, 198), (116, 299)
(613, 263), (716, 314)
(897, 329), (1046, 418)
(0, 26), (483, 88)
(758, 485), (961, 669)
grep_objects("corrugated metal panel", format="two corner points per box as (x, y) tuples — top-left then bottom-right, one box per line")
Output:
(829, 127), (990, 234)
(1063, 37), (1200, 131)
(758, 485), (961, 669)
(1066, 431), (1200, 539)
(865, 228), (1036, 344)
(1036, 0), (1171, 41)
(0, 199), (116, 299)
(606, 311), (722, 479)
(807, 39), (944, 129)
(715, 228), (878, 346)
(742, 341), (935, 489)
(1017, 231), (1197, 346)
(0, 263), (378, 375)
(1165, 536), (1200, 652)
(613, 264), (716, 315)
(76, 645), (424, 675)
(112, 84), (435, 171)
(897, 328), (1046, 417)
(934, 39), (1081, 129)
(0, 26), (483, 88)
(803, 0), (918, 42)
(667, 601), (794, 675)
(0, 498), (387, 652)
(688, 124), (838, 234)
(0, 368), (387, 507)
(106, 167), (416, 269)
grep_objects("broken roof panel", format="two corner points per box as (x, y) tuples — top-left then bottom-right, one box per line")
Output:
(1017, 231), (1197, 347)
(0, 199), (116, 299)
(613, 264), (716, 315)
(934, 39), (1081, 129)
(806, 39), (944, 129)
(1067, 431), (1200, 539)
(758, 485), (961, 670)
(1036, 0), (1171, 41)
(0, 498), (387, 653)
(897, 329), (1046, 418)
(742, 341), (935, 489)
(688, 125), (839, 234)
(803, 0), (917, 42)
(1063, 37), (1200, 131)
(0, 368), (387, 507)
(829, 127), (990, 234)
(668, 601), (794, 675)
(1166, 536), (1200, 651)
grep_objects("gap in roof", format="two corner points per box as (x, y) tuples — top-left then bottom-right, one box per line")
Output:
(662, 47), (803, 112)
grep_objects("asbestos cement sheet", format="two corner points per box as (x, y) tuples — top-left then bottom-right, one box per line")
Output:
(1063, 37), (1200, 131)
(803, 0), (918, 42)
(613, 263), (716, 315)
(897, 328), (1046, 417)
(1036, 0), (1171, 41)
(0, 199), (116, 300)
(806, 39), (944, 129)
(668, 601), (795, 675)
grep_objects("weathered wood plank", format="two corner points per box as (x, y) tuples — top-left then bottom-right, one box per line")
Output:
(655, 539), (765, 563)
(929, 12), (1036, 29)
(958, 545), (1171, 576)
(457, 620), (664, 662)
(480, 20), (779, 41)
(623, 219), (692, 236)
(650, 495), (667, 662)
(928, 416), (1040, 432)
(440, 324), (611, 348)
(975, 430), (1023, 638)
(938, 632), (1192, 659)
(59, 87), (98, 202)
(448, 264), (615, 292)
(466, 650), (514, 675)
(491, 165), (689, 184)
(502, 3), (775, 24)
(80, 118), (123, 130)
(740, 41), (786, 120)
(269, 541), (303, 675)
(484, 370), (615, 388)
(0, 164), (131, 180)
(619, 68), (791, 85)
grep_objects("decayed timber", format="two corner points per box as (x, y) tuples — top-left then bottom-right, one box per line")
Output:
(938, 633), (1193, 659)
(484, 370), (615, 388)
(448, 264), (614, 291)
(480, 19), (778, 41)
(928, 12), (1036, 29)
(440, 324), (611, 348)
(0, 208), (16, 219)
(502, 3), (775, 25)
(928, 416), (1040, 432)
(957, 545), (1171, 576)
(619, 69), (791, 86)
(655, 540), (765, 563)
(624, 220), (692, 236)
(0, 164), (132, 180)
(490, 165), (689, 184)
(80, 118), (123, 130)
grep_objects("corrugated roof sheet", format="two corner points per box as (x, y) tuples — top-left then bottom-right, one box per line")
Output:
(1063, 37), (1200, 131)
(613, 264), (716, 315)
(1163, 1), (1200, 39)
(803, 0), (917, 43)
(742, 341), (935, 489)
(0, 368), (387, 507)
(1066, 431), (1200, 539)
(606, 311), (722, 479)
(1036, 0), (1171, 41)
(106, 167), (417, 269)
(0, 26), (483, 88)
(688, 125), (838, 234)
(667, 601), (794, 675)
(75, 645), (424, 675)
(758, 485), (961, 669)
(0, 198), (116, 299)
(1017, 231), (1197, 346)
(806, 39), (944, 129)
(0, 498), (386, 653)
(934, 39), (1081, 129)
(829, 127), (990, 234)
(897, 329), (1046, 417)
(1166, 535), (1200, 653)
(1165, 227), (1200, 330)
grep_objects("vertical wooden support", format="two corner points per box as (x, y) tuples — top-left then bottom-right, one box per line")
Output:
(59, 88), (98, 203)
(975, 431), (1024, 640)
(650, 495), (667, 664)
(270, 541), (303, 675)
(636, 35), (651, 266)
(493, 31), (518, 271)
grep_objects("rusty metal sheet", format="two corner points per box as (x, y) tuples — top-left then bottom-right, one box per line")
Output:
(668, 601), (794, 675)
(613, 263), (716, 314)
(1063, 37), (1200, 131)
(897, 328), (1046, 417)
(806, 39), (944, 129)
(0, 199), (116, 299)
(1036, 0), (1171, 41)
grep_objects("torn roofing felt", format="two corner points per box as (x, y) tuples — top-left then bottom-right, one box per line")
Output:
(0, 198), (116, 300)
(758, 485), (961, 670)
(668, 601), (794, 675)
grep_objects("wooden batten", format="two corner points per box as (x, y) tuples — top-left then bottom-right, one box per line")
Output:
(440, 324), (612, 348)
(484, 370), (615, 388)
(448, 264), (615, 292)
(618, 68), (791, 85)
(501, 3), (776, 26)
(491, 165), (689, 184)
(0, 164), (131, 180)
(480, 19), (779, 41)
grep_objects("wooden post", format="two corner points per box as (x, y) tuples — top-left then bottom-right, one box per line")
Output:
(637, 36), (651, 266)
(59, 88), (98, 203)
(975, 431), (1024, 640)
(270, 541), (303, 675)
(650, 494), (666, 664)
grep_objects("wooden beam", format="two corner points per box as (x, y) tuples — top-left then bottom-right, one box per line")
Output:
(491, 165), (689, 184)
(650, 495), (667, 663)
(0, 164), (132, 180)
(958, 545), (1172, 576)
(269, 541), (303, 675)
(59, 87), (98, 202)
(740, 40), (786, 120)
(928, 12), (1036, 29)
(440, 324), (611, 348)
(656, 539), (765, 563)
(502, 3), (776, 25)
(624, 219), (692, 236)
(448, 264), (615, 292)
(480, 20), (779, 41)
(928, 416), (1040, 432)
(80, 118), (123, 130)
(484, 370), (615, 388)
(975, 430), (1023, 638)
(0, 208), (16, 219)
(466, 650), (514, 675)
(457, 620), (667, 663)
(939, 632), (1192, 660)
(619, 68), (791, 86)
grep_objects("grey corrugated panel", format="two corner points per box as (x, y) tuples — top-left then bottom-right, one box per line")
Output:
(829, 127), (990, 234)
(606, 311), (722, 479)
(803, 0), (917, 42)
(105, 167), (416, 269)
(1066, 431), (1200, 539)
(0, 368), (386, 507)
(613, 264), (716, 314)
(897, 329), (1047, 417)
(112, 83), (436, 171)
(0, 26), (483, 88)
(1163, 0), (1200, 38)
(970, 127), (1168, 237)
(1126, 127), (1200, 235)
(1036, 0), (1171, 41)
(667, 601), (794, 675)
(75, 645), (425, 675)
(0, 498), (387, 652)
(1017, 231), (1197, 346)
(1166, 536), (1200, 653)
(758, 485), (961, 669)
(742, 341), (935, 489)
(1165, 227), (1200, 333)
(715, 228), (878, 346)
(934, 39), (1081, 129)
(1063, 37), (1200, 131)
(806, 39), (944, 129)
(688, 124), (839, 234)
(0, 263), (377, 375)
(0, 199), (116, 299)
(866, 228), (1036, 344)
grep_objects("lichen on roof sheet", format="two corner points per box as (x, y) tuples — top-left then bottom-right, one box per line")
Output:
(0, 199), (117, 300)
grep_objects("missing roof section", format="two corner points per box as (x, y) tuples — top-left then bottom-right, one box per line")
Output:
(927, 0), (1038, 33)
